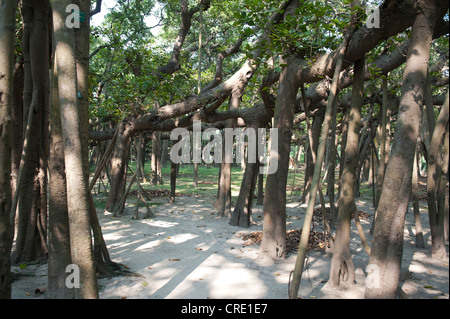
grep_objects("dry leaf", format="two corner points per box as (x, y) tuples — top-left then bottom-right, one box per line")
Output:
(195, 247), (203, 251)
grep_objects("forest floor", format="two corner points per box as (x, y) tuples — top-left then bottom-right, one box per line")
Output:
(11, 187), (449, 299)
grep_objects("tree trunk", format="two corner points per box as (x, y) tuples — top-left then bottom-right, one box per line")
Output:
(365, 1), (445, 298)
(329, 56), (365, 288)
(48, 60), (74, 299)
(170, 154), (178, 204)
(258, 56), (301, 264)
(301, 112), (323, 204)
(256, 172), (264, 205)
(229, 123), (260, 228)
(376, 76), (389, 208)
(106, 123), (131, 212)
(152, 131), (162, 185)
(0, 0), (16, 299)
(13, 0), (51, 264)
(289, 32), (350, 298)
(53, 0), (98, 298)
(426, 92), (448, 260)
(412, 141), (426, 248)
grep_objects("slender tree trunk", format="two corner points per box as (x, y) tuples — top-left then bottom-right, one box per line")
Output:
(289, 33), (350, 298)
(152, 130), (161, 185)
(376, 76), (389, 208)
(442, 129), (449, 242)
(256, 171), (264, 205)
(412, 141), (426, 248)
(0, 0), (16, 299)
(426, 92), (448, 260)
(301, 113), (323, 203)
(170, 145), (179, 204)
(229, 123), (260, 228)
(329, 56), (365, 288)
(53, 0), (98, 298)
(365, 1), (445, 298)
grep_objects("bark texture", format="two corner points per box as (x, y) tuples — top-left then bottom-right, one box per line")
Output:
(0, 0), (17, 299)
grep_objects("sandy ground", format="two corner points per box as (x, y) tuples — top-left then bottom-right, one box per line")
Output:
(11, 194), (449, 299)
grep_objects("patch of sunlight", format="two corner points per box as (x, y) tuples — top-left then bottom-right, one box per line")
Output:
(166, 233), (199, 244)
(135, 239), (163, 251)
(142, 219), (179, 228)
(167, 254), (267, 298)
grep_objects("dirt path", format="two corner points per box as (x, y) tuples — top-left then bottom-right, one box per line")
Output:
(11, 195), (449, 299)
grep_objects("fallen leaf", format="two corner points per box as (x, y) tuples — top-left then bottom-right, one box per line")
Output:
(167, 236), (171, 239)
(170, 258), (180, 261)
(142, 281), (149, 287)
(424, 285), (434, 289)
(25, 292), (31, 296)
(195, 247), (203, 251)
(121, 297), (127, 299)
(274, 273), (281, 276)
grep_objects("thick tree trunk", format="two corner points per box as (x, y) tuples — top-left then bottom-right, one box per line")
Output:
(0, 0), (16, 299)
(53, 0), (98, 298)
(106, 123), (131, 212)
(329, 56), (365, 288)
(365, 1), (445, 298)
(48, 61), (74, 299)
(258, 56), (301, 264)
(13, 0), (50, 264)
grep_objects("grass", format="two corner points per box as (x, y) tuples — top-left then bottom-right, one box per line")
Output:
(90, 158), (377, 210)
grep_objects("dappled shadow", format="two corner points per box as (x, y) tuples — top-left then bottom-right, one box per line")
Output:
(95, 195), (448, 299)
